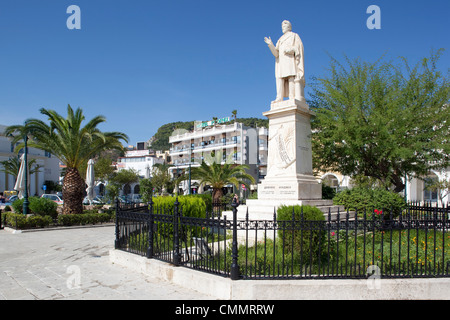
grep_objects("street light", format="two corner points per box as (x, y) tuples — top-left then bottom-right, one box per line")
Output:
(179, 153), (192, 195)
(22, 129), (29, 215)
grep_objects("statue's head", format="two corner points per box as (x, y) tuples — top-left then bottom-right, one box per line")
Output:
(282, 20), (292, 34)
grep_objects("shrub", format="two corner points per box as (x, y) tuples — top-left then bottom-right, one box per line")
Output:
(333, 187), (407, 217)
(152, 196), (207, 218)
(11, 197), (58, 219)
(30, 197), (58, 219)
(152, 196), (208, 238)
(322, 184), (336, 200)
(277, 205), (326, 265)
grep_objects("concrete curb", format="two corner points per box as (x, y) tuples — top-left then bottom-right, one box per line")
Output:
(109, 249), (450, 300)
(3, 223), (115, 234)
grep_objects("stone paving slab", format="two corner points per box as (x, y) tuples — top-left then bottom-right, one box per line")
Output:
(0, 225), (215, 300)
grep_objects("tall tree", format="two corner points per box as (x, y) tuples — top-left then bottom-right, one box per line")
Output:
(309, 50), (450, 192)
(5, 105), (128, 214)
(151, 162), (173, 195)
(231, 109), (237, 121)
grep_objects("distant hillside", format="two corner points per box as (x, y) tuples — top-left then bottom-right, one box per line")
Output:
(150, 121), (194, 151)
(149, 118), (268, 151)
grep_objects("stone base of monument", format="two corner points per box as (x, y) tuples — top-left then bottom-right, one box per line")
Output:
(240, 199), (346, 221)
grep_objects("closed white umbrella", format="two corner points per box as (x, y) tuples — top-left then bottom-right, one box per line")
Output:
(14, 154), (27, 199)
(86, 159), (95, 205)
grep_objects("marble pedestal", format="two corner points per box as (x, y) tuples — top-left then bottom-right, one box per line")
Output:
(247, 99), (343, 219)
(259, 98), (321, 201)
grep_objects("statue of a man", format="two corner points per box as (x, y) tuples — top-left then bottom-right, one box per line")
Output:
(264, 20), (305, 102)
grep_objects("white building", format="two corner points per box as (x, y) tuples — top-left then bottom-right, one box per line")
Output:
(405, 169), (450, 205)
(0, 124), (61, 197)
(117, 148), (165, 195)
(169, 119), (268, 194)
(319, 169), (450, 206)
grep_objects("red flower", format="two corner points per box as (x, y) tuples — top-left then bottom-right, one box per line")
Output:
(374, 209), (382, 215)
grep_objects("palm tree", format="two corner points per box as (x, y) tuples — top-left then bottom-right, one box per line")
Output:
(5, 105), (128, 214)
(0, 157), (42, 183)
(191, 151), (255, 202)
(231, 109), (237, 121)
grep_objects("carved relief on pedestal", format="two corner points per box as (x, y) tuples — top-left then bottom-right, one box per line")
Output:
(267, 123), (296, 176)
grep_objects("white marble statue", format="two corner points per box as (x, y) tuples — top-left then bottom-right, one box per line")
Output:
(264, 20), (305, 102)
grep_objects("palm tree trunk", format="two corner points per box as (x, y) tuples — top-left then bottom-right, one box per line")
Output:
(62, 167), (84, 215)
(212, 188), (223, 204)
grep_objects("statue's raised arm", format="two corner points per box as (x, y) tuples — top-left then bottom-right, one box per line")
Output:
(264, 36), (279, 58)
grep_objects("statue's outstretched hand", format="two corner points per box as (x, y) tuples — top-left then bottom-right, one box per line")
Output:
(264, 37), (273, 45)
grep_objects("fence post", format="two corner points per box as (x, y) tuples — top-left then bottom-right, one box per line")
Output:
(173, 197), (182, 266)
(230, 195), (240, 280)
(147, 198), (154, 259)
(114, 197), (120, 249)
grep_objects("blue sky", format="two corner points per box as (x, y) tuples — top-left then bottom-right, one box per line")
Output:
(0, 0), (449, 146)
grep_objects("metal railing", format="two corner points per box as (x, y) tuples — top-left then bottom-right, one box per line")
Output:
(114, 200), (450, 280)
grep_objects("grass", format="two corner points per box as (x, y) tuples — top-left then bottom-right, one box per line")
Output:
(232, 228), (450, 278)
(124, 219), (450, 278)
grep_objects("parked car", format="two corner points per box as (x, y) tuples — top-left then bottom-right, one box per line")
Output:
(118, 195), (132, 204)
(130, 194), (142, 203)
(4, 195), (19, 205)
(7, 195), (19, 203)
(41, 194), (64, 205)
(83, 196), (104, 205)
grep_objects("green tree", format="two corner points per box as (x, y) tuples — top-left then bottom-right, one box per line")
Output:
(151, 162), (173, 195)
(191, 151), (255, 202)
(310, 51), (450, 193)
(139, 178), (153, 203)
(107, 168), (140, 199)
(5, 105), (128, 214)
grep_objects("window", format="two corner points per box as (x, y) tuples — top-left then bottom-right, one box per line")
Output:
(423, 176), (438, 202)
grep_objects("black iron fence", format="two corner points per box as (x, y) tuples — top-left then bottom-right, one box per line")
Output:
(114, 199), (450, 280)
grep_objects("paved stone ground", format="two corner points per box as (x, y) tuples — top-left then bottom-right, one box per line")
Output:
(0, 225), (215, 300)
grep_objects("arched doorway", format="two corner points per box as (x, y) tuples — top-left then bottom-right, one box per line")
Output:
(123, 183), (131, 195)
(321, 173), (340, 192)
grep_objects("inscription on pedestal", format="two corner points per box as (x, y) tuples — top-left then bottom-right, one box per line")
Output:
(260, 184), (296, 197)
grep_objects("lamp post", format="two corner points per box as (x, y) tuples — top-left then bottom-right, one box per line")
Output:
(179, 153), (192, 195)
(22, 133), (29, 215)
(188, 161), (191, 195)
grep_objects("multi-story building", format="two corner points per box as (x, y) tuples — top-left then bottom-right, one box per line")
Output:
(0, 124), (61, 198)
(169, 119), (268, 195)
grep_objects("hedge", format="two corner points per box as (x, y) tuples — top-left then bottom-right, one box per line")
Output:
(3, 211), (113, 229)
(56, 213), (112, 226)
(333, 187), (407, 217)
(3, 212), (53, 229)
